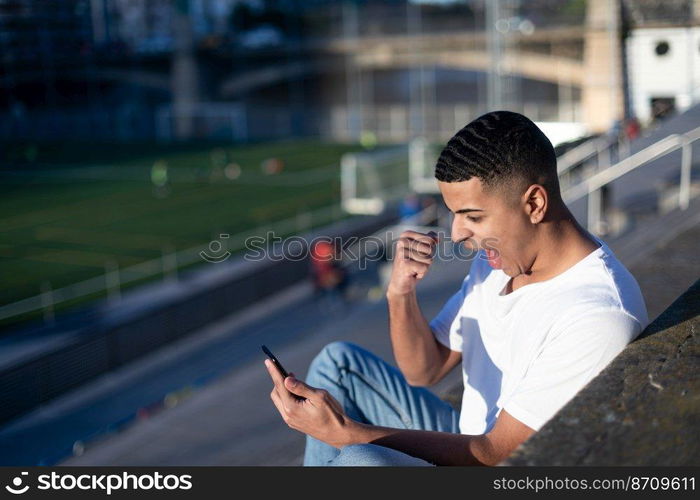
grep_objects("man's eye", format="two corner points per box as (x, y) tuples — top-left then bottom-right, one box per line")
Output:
(467, 216), (482, 223)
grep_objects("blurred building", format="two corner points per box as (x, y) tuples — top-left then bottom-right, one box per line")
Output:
(624, 0), (700, 124)
(0, 0), (95, 138)
(0, 0), (168, 141)
(2, 0), (699, 144)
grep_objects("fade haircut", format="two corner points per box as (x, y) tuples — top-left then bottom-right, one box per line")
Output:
(435, 111), (560, 202)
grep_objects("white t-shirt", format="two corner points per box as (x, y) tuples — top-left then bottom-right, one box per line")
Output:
(429, 235), (649, 434)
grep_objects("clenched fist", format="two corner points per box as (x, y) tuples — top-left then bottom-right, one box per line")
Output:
(386, 230), (439, 296)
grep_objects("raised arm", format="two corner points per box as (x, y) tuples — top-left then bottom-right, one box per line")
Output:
(386, 230), (461, 386)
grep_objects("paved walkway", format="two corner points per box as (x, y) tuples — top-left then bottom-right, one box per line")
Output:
(629, 223), (700, 322)
(0, 250), (467, 466)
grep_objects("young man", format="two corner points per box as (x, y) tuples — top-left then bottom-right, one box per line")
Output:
(265, 111), (649, 466)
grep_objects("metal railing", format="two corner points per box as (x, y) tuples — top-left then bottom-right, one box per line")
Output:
(556, 134), (630, 182)
(0, 203), (346, 325)
(563, 126), (700, 233)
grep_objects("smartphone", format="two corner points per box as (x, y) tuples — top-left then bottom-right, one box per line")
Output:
(261, 345), (306, 401)
(261, 344), (290, 378)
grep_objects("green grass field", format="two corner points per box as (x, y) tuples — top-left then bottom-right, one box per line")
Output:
(0, 140), (363, 328)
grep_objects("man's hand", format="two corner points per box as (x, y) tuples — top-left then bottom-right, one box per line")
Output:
(265, 360), (535, 465)
(265, 359), (359, 449)
(387, 230), (439, 296)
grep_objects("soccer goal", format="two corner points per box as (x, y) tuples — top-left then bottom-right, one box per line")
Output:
(341, 138), (440, 215)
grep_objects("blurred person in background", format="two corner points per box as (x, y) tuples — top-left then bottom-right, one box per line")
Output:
(151, 159), (170, 198)
(309, 240), (348, 312)
(399, 193), (422, 221)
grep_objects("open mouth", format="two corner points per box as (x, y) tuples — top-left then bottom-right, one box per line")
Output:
(484, 248), (503, 269)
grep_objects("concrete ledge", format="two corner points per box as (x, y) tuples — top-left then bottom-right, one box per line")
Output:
(501, 278), (700, 466)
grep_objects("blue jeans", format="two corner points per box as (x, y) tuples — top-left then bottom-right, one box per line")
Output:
(303, 341), (460, 466)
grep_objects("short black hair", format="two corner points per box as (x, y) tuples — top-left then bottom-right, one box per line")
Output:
(435, 111), (559, 200)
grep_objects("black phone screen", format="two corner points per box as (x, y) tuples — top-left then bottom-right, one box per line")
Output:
(261, 344), (290, 378)
(261, 345), (306, 401)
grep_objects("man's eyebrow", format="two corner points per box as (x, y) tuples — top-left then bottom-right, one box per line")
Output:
(440, 200), (484, 214)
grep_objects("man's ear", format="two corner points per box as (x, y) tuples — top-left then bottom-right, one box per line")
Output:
(522, 184), (547, 224)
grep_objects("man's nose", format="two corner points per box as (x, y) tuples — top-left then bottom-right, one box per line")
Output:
(450, 220), (474, 247)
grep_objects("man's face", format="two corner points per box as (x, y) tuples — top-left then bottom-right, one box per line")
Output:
(438, 178), (536, 278)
